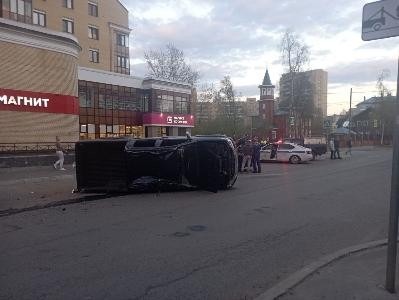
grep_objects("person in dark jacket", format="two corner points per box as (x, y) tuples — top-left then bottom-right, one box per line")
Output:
(237, 144), (244, 172)
(242, 140), (252, 172)
(334, 138), (342, 159)
(251, 138), (261, 173)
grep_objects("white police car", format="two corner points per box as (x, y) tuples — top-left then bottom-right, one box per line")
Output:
(260, 142), (313, 164)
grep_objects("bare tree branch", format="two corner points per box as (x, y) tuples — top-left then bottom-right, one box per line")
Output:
(144, 43), (200, 86)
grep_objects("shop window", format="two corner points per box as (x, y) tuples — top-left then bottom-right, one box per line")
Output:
(105, 93), (113, 110)
(88, 124), (95, 139)
(118, 125), (126, 135)
(86, 85), (95, 108)
(178, 127), (187, 136)
(33, 10), (45, 26)
(62, 0), (73, 9)
(80, 124), (87, 139)
(132, 126), (144, 138)
(89, 49), (99, 63)
(79, 83), (87, 107)
(98, 89), (105, 108)
(88, 26), (99, 40)
(99, 124), (106, 138)
(88, 2), (98, 17)
(113, 125), (119, 134)
(62, 18), (74, 33)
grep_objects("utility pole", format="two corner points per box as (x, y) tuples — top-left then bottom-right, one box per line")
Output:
(290, 71), (294, 138)
(349, 88), (352, 139)
(386, 56), (399, 293)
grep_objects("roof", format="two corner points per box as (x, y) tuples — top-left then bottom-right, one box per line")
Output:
(116, 0), (129, 13)
(333, 127), (357, 135)
(262, 69), (272, 85)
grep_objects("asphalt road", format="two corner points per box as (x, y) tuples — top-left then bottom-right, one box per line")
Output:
(0, 148), (393, 300)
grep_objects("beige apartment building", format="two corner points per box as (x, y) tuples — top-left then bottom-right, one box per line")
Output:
(279, 69), (328, 117)
(0, 0), (194, 148)
(1, 0), (130, 74)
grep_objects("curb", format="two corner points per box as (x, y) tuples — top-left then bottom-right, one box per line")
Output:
(254, 239), (388, 300)
(0, 193), (121, 217)
(0, 174), (74, 186)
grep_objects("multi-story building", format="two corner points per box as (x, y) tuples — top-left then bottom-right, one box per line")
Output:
(279, 69), (328, 117)
(0, 0), (194, 146)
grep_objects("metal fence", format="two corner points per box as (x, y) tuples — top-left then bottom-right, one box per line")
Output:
(0, 142), (75, 154)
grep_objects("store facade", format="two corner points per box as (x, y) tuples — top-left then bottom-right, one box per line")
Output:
(77, 68), (194, 140)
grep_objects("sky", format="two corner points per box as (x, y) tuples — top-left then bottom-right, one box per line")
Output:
(120, 0), (399, 115)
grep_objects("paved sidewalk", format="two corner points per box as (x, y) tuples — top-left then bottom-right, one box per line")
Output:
(0, 164), (80, 212)
(278, 247), (399, 300)
(272, 245), (398, 300)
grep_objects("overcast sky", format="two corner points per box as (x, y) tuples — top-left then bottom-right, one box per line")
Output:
(121, 0), (399, 115)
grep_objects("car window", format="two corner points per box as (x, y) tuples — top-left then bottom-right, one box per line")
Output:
(279, 144), (295, 150)
(262, 145), (272, 150)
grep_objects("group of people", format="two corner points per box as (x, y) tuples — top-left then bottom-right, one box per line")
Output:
(329, 137), (352, 160)
(235, 134), (262, 173)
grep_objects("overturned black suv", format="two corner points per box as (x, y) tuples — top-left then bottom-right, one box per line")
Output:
(75, 135), (238, 193)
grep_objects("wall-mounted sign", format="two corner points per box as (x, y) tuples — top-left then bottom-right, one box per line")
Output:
(0, 88), (79, 115)
(143, 113), (195, 127)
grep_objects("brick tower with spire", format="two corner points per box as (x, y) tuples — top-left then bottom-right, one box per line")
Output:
(258, 68), (275, 124)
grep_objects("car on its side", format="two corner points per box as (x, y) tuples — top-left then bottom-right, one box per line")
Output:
(75, 135), (238, 193)
(260, 142), (313, 164)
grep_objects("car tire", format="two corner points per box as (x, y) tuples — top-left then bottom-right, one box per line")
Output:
(289, 155), (301, 164)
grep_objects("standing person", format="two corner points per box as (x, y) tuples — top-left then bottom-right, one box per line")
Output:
(237, 144), (244, 172)
(334, 138), (342, 159)
(346, 138), (352, 156)
(242, 140), (252, 172)
(53, 136), (66, 170)
(329, 138), (335, 159)
(251, 138), (261, 173)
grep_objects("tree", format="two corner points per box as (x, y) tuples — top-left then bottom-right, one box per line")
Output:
(376, 69), (392, 97)
(280, 29), (310, 74)
(280, 29), (310, 138)
(375, 70), (393, 144)
(144, 43), (200, 85)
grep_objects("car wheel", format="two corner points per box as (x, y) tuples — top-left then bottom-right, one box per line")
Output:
(289, 155), (301, 164)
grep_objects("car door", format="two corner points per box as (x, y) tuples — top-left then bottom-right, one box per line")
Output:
(260, 144), (272, 161)
(277, 143), (295, 162)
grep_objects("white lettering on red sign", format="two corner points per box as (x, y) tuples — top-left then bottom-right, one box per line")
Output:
(0, 95), (49, 107)
(166, 115), (188, 125)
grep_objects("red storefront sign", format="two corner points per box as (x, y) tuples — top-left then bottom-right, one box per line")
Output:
(143, 113), (195, 127)
(0, 88), (79, 115)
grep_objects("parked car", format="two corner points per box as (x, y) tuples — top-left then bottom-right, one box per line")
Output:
(75, 135), (238, 193)
(260, 142), (313, 164)
(284, 136), (327, 159)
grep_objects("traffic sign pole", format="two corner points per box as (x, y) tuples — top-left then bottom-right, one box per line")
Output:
(385, 56), (399, 293)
